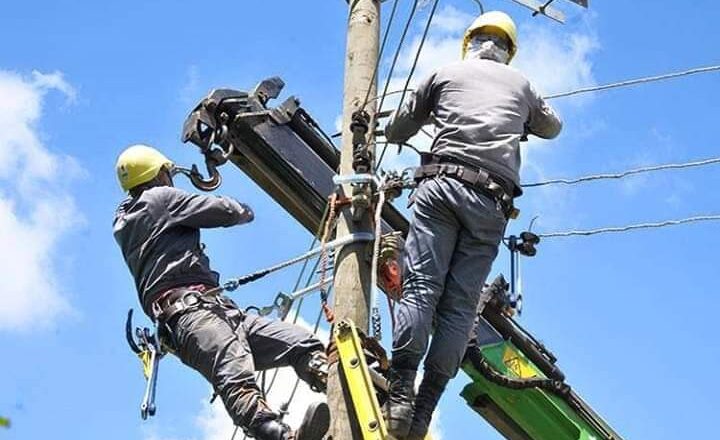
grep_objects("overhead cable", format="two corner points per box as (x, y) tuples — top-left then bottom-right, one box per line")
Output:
(545, 64), (720, 100)
(377, 0), (439, 168)
(538, 215), (720, 238)
(370, 63), (720, 106)
(524, 156), (720, 188)
(394, 0), (440, 114)
(360, 0), (402, 110)
(376, 0), (420, 114)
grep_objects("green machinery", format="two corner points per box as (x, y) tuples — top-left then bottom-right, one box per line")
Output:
(462, 276), (623, 440)
(179, 79), (624, 440)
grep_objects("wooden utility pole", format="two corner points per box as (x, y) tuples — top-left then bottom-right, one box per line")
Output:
(327, 0), (380, 439)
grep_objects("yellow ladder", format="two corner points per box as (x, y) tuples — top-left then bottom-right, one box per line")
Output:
(334, 319), (432, 440)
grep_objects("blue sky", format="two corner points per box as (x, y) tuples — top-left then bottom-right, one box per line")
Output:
(2, 1), (719, 439)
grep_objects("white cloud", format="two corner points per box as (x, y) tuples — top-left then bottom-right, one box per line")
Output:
(514, 25), (598, 98)
(0, 70), (81, 332)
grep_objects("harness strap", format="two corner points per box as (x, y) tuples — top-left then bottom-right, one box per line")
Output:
(150, 286), (235, 323)
(414, 156), (519, 219)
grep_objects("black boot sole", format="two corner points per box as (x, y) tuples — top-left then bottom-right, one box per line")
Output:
(295, 402), (330, 440)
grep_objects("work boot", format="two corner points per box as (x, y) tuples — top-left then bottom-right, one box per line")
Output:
(250, 402), (329, 440)
(297, 350), (328, 393)
(250, 418), (292, 440)
(383, 368), (417, 438)
(294, 401), (330, 440)
(406, 371), (450, 440)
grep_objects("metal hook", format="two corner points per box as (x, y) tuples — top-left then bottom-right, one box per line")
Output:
(173, 149), (225, 192)
(125, 309), (142, 354)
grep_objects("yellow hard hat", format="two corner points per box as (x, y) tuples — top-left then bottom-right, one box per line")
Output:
(462, 11), (518, 63)
(116, 144), (174, 191)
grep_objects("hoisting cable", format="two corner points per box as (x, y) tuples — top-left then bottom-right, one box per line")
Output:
(523, 156), (720, 188)
(537, 214), (720, 239)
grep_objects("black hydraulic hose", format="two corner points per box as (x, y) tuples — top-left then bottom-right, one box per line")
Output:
(482, 307), (565, 381)
(466, 348), (570, 396)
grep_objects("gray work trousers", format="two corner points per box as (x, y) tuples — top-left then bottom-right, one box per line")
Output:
(166, 299), (324, 430)
(392, 177), (507, 378)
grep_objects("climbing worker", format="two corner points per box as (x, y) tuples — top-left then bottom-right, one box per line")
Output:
(113, 144), (330, 440)
(382, 11), (562, 439)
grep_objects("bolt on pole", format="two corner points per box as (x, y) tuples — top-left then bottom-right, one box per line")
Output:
(326, 0), (381, 439)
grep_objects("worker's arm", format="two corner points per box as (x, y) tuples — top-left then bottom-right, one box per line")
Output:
(384, 73), (437, 143)
(161, 187), (254, 229)
(526, 83), (562, 139)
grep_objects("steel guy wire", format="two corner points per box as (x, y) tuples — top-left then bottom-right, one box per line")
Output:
(538, 215), (720, 238)
(523, 156), (720, 188)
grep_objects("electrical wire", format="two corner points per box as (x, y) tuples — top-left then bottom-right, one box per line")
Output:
(395, 0), (440, 114)
(538, 215), (720, 238)
(376, 0), (420, 115)
(370, 63), (720, 108)
(360, 0), (402, 111)
(523, 156), (720, 188)
(377, 0), (439, 168)
(545, 64), (720, 100)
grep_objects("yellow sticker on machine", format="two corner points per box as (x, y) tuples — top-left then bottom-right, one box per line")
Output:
(502, 346), (538, 379)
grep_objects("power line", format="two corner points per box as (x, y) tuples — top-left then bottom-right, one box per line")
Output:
(376, 0), (420, 115)
(377, 0), (440, 169)
(360, 0), (402, 110)
(395, 0), (440, 114)
(523, 156), (720, 188)
(538, 215), (720, 238)
(545, 64), (720, 100)
(369, 63), (720, 106)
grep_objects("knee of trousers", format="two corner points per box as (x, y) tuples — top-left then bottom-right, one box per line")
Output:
(220, 379), (274, 428)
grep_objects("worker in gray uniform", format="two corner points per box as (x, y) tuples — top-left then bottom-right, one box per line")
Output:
(382, 11), (562, 439)
(113, 144), (330, 440)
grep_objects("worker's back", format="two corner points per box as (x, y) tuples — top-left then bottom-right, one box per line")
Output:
(426, 58), (557, 189)
(113, 186), (223, 313)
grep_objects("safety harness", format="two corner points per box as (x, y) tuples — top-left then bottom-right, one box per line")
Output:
(414, 153), (520, 220)
(149, 284), (237, 324)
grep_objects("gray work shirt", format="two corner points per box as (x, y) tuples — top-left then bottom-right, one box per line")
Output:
(113, 186), (253, 313)
(385, 58), (562, 190)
